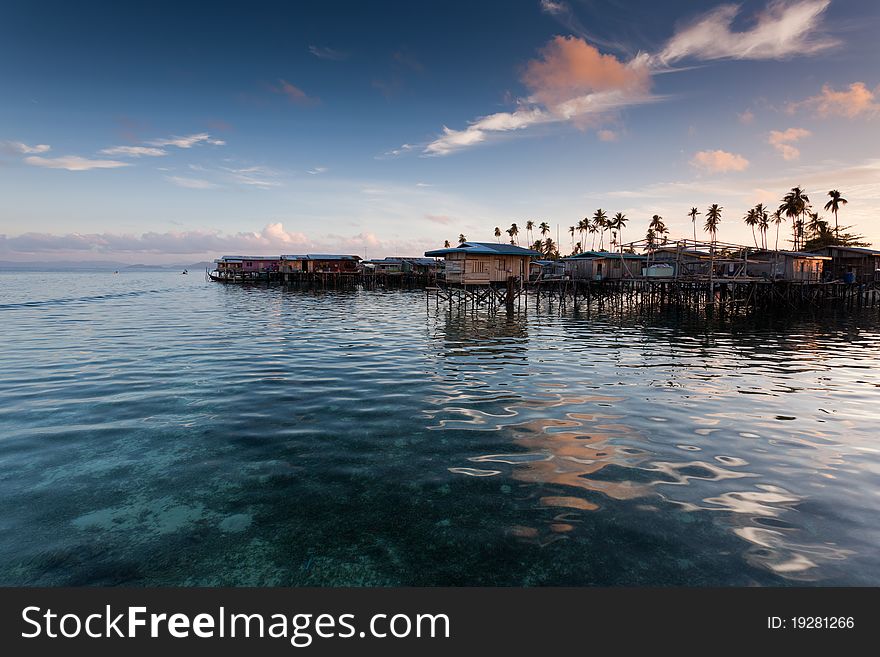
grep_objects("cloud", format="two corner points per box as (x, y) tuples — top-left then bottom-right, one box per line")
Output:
(308, 45), (348, 61)
(148, 133), (225, 148)
(421, 36), (655, 156)
(657, 0), (837, 65)
(788, 82), (880, 118)
(307, 166), (328, 175)
(392, 49), (423, 73)
(597, 129), (619, 141)
(24, 155), (130, 171)
(738, 109), (755, 124)
(165, 175), (217, 189)
(100, 145), (167, 157)
(768, 127), (811, 160)
(690, 149), (749, 172)
(272, 79), (320, 106)
(1, 140), (51, 154)
(218, 165), (283, 189)
(425, 214), (454, 225)
(522, 35), (651, 109)
(0, 223), (431, 259)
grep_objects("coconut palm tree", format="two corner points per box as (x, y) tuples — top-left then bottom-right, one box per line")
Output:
(592, 209), (608, 250)
(772, 210), (784, 251)
(509, 223), (519, 245)
(588, 221), (599, 250)
(645, 228), (656, 250)
(543, 238), (557, 259)
(824, 190), (847, 241)
(458, 234), (467, 244)
(779, 186), (809, 250)
(539, 222), (550, 240)
(525, 220), (535, 246)
(688, 207), (700, 245)
(494, 227), (501, 243)
(568, 225), (576, 251)
(444, 240), (451, 248)
(612, 212), (627, 252)
(577, 218), (588, 253)
(649, 214), (668, 245)
(743, 208), (758, 248)
(704, 204), (722, 246)
(756, 204), (770, 250)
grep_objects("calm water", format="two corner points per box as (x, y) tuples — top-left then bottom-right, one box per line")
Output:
(1, 271), (879, 586)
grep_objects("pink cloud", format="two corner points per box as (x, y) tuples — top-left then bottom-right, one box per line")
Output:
(522, 35), (650, 110)
(789, 82), (880, 118)
(272, 79), (320, 106)
(425, 214), (454, 225)
(690, 149), (750, 173)
(597, 129), (619, 142)
(768, 127), (811, 160)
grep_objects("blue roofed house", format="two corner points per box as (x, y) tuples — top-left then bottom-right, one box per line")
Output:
(424, 242), (540, 285)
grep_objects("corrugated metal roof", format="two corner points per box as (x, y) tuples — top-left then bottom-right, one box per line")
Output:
(424, 242), (541, 257)
(811, 246), (880, 256)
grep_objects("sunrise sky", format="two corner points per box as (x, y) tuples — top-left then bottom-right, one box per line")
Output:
(1, 0), (878, 262)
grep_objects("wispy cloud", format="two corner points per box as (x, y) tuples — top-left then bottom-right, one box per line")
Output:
(308, 45), (348, 61)
(165, 175), (217, 189)
(1, 140), (51, 155)
(271, 79), (320, 106)
(148, 133), (225, 148)
(100, 145), (167, 157)
(768, 127), (811, 160)
(307, 166), (328, 175)
(218, 165), (283, 189)
(24, 155), (130, 171)
(787, 82), (880, 118)
(538, 0), (630, 54)
(690, 149), (750, 173)
(425, 214), (453, 225)
(657, 0), (836, 65)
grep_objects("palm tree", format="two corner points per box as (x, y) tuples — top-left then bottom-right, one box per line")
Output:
(539, 222), (550, 240)
(509, 223), (519, 245)
(592, 209), (608, 250)
(577, 218), (588, 253)
(704, 204), (722, 246)
(612, 212), (627, 252)
(756, 204), (769, 250)
(588, 221), (598, 250)
(526, 220), (535, 246)
(824, 190), (847, 241)
(444, 240), (451, 248)
(743, 208), (758, 248)
(779, 186), (809, 250)
(458, 234), (467, 244)
(543, 238), (557, 259)
(649, 214), (667, 245)
(494, 227), (501, 243)
(568, 225), (576, 251)
(688, 207), (700, 245)
(772, 210), (784, 251)
(645, 228), (656, 250)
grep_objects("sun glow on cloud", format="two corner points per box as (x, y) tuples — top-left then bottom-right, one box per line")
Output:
(691, 149), (750, 173)
(768, 128), (811, 160)
(789, 82), (880, 118)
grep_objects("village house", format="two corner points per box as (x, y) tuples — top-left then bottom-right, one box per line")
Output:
(746, 250), (830, 282)
(562, 251), (646, 280)
(424, 242), (539, 285)
(214, 256), (280, 274)
(364, 257), (439, 275)
(808, 246), (880, 283)
(280, 254), (361, 274)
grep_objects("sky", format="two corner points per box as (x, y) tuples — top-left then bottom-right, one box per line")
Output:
(1, 0), (878, 262)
